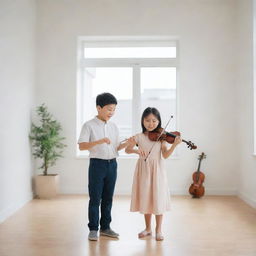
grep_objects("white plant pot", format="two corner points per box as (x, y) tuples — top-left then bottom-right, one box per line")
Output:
(35, 174), (59, 199)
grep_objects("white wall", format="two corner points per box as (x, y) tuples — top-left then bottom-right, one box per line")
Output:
(0, 0), (36, 222)
(36, 0), (242, 196)
(236, 0), (256, 208)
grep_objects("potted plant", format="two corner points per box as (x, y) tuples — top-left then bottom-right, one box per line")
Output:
(29, 104), (66, 199)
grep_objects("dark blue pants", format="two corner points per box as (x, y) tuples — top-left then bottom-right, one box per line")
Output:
(88, 158), (117, 231)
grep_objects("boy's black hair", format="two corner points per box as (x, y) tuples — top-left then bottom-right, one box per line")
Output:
(141, 107), (162, 133)
(96, 92), (117, 107)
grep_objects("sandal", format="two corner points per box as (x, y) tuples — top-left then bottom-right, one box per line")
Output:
(138, 230), (152, 238)
(155, 233), (164, 241)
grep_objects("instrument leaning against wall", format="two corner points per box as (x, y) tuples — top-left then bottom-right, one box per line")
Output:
(189, 152), (206, 198)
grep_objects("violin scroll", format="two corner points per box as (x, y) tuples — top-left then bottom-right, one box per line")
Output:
(185, 140), (197, 150)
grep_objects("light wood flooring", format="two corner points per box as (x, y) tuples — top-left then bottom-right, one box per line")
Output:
(0, 195), (255, 256)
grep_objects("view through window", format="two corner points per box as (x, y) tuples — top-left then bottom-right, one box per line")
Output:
(77, 39), (178, 156)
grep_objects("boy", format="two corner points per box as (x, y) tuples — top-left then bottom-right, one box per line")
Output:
(78, 92), (128, 241)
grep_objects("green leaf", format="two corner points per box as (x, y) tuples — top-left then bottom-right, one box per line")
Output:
(29, 104), (67, 175)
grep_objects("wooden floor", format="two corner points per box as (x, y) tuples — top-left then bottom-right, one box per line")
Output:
(0, 195), (256, 256)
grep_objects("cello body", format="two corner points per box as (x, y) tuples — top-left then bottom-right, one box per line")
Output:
(189, 152), (206, 198)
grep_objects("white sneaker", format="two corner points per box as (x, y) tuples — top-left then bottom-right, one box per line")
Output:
(88, 230), (98, 241)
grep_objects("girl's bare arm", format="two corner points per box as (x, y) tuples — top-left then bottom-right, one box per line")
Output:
(161, 137), (182, 159)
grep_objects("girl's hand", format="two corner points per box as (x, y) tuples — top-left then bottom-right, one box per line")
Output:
(125, 136), (139, 154)
(173, 136), (182, 146)
(127, 136), (136, 147)
(137, 149), (148, 158)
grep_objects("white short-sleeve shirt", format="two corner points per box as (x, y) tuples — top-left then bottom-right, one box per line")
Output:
(78, 117), (120, 159)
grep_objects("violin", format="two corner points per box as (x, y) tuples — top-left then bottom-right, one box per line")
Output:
(147, 127), (197, 150)
(189, 152), (206, 198)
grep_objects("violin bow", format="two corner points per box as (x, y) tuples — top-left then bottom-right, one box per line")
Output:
(144, 115), (174, 161)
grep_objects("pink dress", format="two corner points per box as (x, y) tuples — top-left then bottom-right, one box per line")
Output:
(130, 133), (171, 215)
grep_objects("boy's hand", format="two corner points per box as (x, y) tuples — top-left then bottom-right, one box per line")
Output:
(98, 137), (111, 144)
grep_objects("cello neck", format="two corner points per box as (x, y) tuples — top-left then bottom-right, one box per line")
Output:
(197, 152), (206, 173)
(197, 158), (202, 173)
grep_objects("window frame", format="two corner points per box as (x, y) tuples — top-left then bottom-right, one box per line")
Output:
(254, 0), (256, 156)
(76, 36), (180, 158)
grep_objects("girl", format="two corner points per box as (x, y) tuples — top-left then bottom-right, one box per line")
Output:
(125, 107), (181, 241)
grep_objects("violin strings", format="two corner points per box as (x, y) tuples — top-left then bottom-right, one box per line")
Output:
(144, 115), (173, 162)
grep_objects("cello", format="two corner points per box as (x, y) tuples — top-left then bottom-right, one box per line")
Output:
(189, 152), (206, 198)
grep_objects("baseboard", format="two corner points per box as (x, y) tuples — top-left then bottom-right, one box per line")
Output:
(170, 188), (237, 195)
(0, 192), (33, 224)
(238, 191), (256, 208)
(60, 187), (87, 194)
(59, 187), (237, 196)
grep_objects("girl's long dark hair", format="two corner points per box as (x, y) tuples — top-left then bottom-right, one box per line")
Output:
(141, 107), (162, 133)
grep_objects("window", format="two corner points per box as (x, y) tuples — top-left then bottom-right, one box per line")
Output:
(84, 47), (176, 58)
(77, 37), (179, 157)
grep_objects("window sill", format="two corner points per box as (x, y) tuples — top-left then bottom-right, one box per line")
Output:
(76, 154), (137, 160)
(76, 154), (180, 160)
